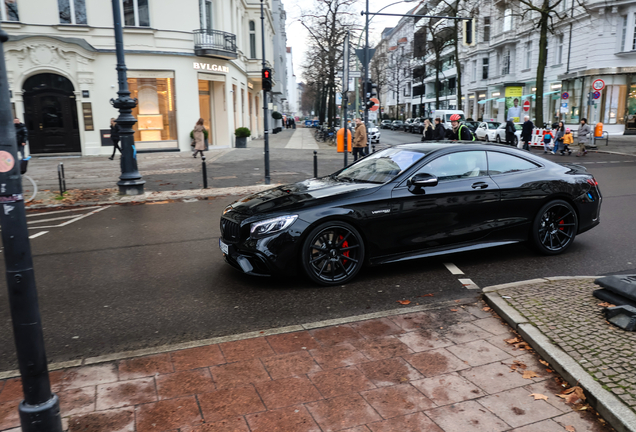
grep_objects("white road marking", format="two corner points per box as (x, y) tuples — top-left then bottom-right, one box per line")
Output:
(27, 214), (85, 225)
(27, 206), (100, 218)
(444, 263), (464, 275)
(596, 161), (608, 164)
(29, 231), (49, 239)
(28, 206), (111, 229)
(458, 278), (480, 290)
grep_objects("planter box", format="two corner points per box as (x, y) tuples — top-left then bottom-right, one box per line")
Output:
(235, 136), (247, 148)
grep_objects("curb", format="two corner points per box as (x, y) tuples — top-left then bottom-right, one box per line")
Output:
(593, 150), (636, 157)
(483, 277), (636, 432)
(0, 297), (473, 381)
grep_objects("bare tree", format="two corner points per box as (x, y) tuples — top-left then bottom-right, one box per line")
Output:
(299, 0), (361, 127)
(423, 19), (454, 110)
(384, 41), (413, 120)
(369, 49), (388, 117)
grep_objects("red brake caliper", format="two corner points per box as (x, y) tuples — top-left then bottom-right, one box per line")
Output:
(339, 236), (349, 265)
(559, 220), (564, 231)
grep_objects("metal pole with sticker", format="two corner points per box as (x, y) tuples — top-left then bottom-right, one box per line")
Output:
(0, 25), (63, 432)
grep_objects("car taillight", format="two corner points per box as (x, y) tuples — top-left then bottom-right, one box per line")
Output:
(586, 178), (598, 187)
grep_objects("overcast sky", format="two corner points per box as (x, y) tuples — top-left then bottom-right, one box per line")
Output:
(283, 0), (421, 82)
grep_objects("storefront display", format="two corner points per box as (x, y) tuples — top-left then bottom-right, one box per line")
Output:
(127, 75), (177, 145)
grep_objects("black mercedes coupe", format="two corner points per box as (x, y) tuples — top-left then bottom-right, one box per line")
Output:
(219, 143), (601, 286)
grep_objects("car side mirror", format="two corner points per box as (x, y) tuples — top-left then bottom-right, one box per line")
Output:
(407, 173), (438, 193)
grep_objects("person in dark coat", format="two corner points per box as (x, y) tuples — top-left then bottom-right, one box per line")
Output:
(521, 115), (534, 150)
(421, 119), (434, 141)
(447, 114), (475, 141)
(109, 118), (122, 160)
(433, 117), (446, 140)
(505, 119), (517, 146)
(14, 118), (28, 159)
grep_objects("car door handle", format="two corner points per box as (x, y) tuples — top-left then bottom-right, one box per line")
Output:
(471, 182), (489, 189)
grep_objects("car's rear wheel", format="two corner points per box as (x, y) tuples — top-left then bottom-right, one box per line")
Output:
(532, 200), (578, 255)
(301, 221), (365, 286)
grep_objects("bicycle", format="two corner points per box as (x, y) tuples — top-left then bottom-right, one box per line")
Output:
(20, 156), (38, 203)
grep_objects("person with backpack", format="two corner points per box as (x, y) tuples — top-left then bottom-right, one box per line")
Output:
(543, 129), (553, 154)
(433, 117), (446, 140)
(447, 114), (475, 141)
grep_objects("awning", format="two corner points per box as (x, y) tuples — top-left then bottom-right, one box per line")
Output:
(477, 98), (494, 105)
(495, 98), (505, 103)
(520, 94), (534, 99)
(543, 91), (559, 96)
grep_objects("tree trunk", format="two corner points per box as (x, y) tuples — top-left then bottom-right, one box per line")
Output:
(535, 5), (550, 125)
(435, 57), (441, 110)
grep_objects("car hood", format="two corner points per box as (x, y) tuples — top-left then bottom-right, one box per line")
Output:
(226, 177), (379, 216)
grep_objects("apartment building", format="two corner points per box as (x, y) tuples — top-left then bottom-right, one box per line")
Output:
(460, 0), (636, 133)
(2, 0), (287, 156)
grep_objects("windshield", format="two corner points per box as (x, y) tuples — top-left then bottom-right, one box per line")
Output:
(445, 114), (465, 122)
(335, 148), (425, 184)
(515, 124), (523, 130)
(487, 122), (500, 129)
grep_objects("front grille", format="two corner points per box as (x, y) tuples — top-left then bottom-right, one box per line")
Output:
(221, 218), (241, 243)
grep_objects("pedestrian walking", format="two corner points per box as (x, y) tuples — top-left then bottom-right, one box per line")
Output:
(542, 129), (553, 154)
(521, 115), (533, 150)
(448, 114), (475, 141)
(561, 128), (573, 155)
(552, 121), (565, 154)
(192, 118), (206, 158)
(352, 118), (367, 161)
(433, 117), (446, 140)
(421, 119), (433, 141)
(576, 118), (591, 157)
(14, 117), (28, 159)
(505, 119), (516, 146)
(108, 118), (122, 160)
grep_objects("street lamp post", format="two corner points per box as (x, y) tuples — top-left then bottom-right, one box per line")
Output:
(260, 0), (271, 185)
(0, 26), (63, 432)
(111, 0), (145, 195)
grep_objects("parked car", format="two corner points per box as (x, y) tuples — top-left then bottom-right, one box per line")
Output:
(390, 120), (404, 131)
(219, 143), (602, 285)
(464, 121), (481, 134)
(474, 122), (501, 142)
(380, 120), (392, 129)
(495, 123), (523, 146)
(431, 110), (466, 129)
(403, 118), (415, 131)
(408, 118), (422, 134)
(367, 122), (381, 144)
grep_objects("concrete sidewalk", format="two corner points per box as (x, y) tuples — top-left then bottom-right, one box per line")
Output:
(591, 134), (636, 156)
(0, 296), (613, 432)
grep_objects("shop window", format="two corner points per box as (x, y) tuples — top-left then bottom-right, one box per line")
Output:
(483, 17), (490, 42)
(525, 41), (532, 69)
(249, 20), (256, 59)
(58, 0), (86, 25)
(123, 0), (149, 27)
(603, 85), (627, 125)
(198, 80), (212, 135)
(632, 13), (636, 50)
(128, 77), (177, 142)
(502, 50), (510, 76)
(472, 60), (477, 82)
(1, 0), (18, 21)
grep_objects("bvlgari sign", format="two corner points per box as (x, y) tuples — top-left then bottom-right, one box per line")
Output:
(193, 62), (229, 73)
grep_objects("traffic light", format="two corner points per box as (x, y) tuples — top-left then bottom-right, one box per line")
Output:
(463, 18), (475, 46)
(262, 68), (273, 92)
(365, 82), (378, 109)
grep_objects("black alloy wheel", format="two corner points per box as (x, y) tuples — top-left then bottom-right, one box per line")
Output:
(485, 135), (489, 142)
(532, 200), (578, 255)
(301, 221), (365, 286)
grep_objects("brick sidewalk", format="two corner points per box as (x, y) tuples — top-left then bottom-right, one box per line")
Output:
(498, 279), (636, 411)
(0, 302), (611, 431)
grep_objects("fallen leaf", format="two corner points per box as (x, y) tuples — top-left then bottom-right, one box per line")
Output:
(559, 386), (586, 404)
(396, 300), (411, 305)
(418, 293), (434, 297)
(598, 302), (615, 308)
(482, 306), (492, 312)
(530, 393), (548, 401)
(450, 309), (459, 312)
(539, 359), (550, 367)
(546, 369), (553, 373)
(565, 426), (575, 432)
(522, 370), (539, 379)
(514, 342), (531, 350)
(455, 300), (461, 303)
(504, 337), (520, 344)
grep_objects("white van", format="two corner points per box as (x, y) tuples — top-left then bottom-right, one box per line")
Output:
(431, 110), (466, 129)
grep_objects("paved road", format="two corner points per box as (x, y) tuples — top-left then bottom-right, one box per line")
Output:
(0, 149), (634, 371)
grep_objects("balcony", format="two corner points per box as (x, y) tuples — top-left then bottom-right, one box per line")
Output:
(194, 29), (237, 60)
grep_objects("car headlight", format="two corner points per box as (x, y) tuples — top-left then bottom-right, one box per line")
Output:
(250, 215), (298, 239)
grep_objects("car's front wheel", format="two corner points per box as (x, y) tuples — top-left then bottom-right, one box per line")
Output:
(301, 221), (365, 286)
(532, 200), (578, 255)
(484, 135), (489, 142)
(495, 135), (501, 143)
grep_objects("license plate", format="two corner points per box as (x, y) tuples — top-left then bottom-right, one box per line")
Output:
(219, 240), (229, 255)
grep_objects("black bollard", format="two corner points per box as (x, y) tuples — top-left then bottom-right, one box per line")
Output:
(372, 144), (376, 153)
(0, 24), (63, 432)
(57, 163), (65, 197)
(313, 151), (318, 178)
(60, 163), (66, 193)
(202, 155), (208, 189)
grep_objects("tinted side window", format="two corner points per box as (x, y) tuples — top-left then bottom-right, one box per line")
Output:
(487, 152), (540, 175)
(417, 151), (487, 182)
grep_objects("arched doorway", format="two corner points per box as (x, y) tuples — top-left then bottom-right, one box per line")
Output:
(23, 73), (81, 154)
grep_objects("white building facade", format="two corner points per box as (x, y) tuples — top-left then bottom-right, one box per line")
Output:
(2, 0), (286, 156)
(460, 0), (636, 134)
(285, 46), (297, 116)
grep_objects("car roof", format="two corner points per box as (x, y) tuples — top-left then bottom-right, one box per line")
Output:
(391, 142), (549, 161)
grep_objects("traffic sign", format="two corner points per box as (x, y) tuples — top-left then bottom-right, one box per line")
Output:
(562, 92), (569, 100)
(592, 79), (605, 91)
(593, 91), (601, 99)
(523, 100), (531, 112)
(369, 98), (380, 111)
